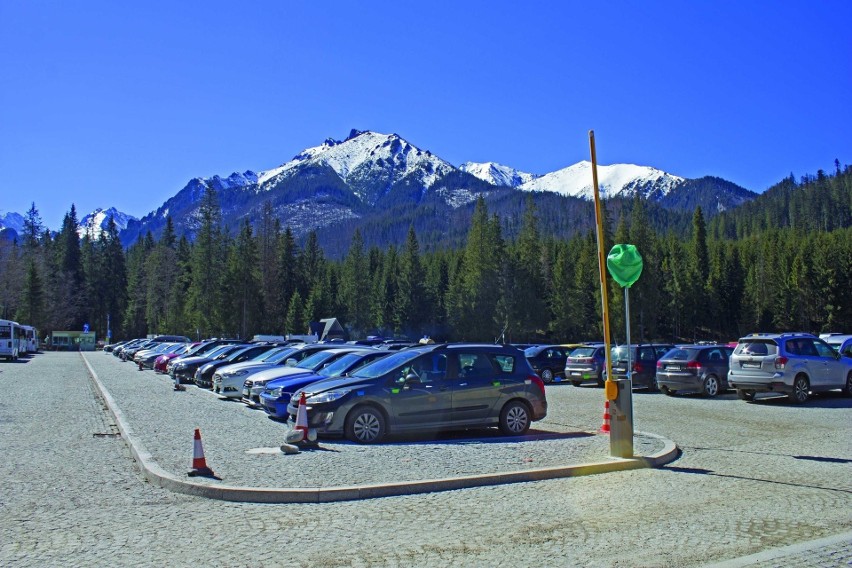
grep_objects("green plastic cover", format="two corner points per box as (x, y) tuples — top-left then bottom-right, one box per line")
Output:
(606, 244), (643, 288)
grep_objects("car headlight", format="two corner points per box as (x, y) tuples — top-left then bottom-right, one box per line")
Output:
(174, 363), (185, 370)
(267, 388), (282, 398)
(308, 389), (351, 404)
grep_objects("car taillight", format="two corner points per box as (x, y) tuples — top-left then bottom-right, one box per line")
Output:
(774, 356), (788, 369)
(632, 362), (643, 373)
(581, 358), (594, 364)
(529, 374), (546, 396)
(656, 360), (663, 369)
(686, 361), (702, 369)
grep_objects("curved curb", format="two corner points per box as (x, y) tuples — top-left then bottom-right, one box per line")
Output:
(82, 353), (680, 503)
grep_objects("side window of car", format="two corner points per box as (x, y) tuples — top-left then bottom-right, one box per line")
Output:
(458, 353), (496, 378)
(707, 349), (724, 363)
(491, 354), (516, 373)
(653, 346), (669, 358)
(813, 340), (835, 358)
(639, 347), (655, 361)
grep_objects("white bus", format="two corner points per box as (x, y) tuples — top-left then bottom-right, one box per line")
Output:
(20, 325), (38, 354)
(0, 320), (22, 361)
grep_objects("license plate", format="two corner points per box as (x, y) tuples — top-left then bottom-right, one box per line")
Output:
(741, 362), (761, 369)
(570, 371), (581, 376)
(666, 365), (682, 371)
(243, 388), (250, 396)
(613, 367), (626, 373)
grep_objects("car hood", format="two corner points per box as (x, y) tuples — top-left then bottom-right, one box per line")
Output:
(266, 372), (324, 391)
(218, 361), (276, 375)
(174, 356), (213, 366)
(300, 374), (377, 396)
(247, 366), (314, 383)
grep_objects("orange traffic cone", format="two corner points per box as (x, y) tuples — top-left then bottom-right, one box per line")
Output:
(600, 400), (611, 434)
(294, 392), (309, 442)
(187, 428), (217, 478)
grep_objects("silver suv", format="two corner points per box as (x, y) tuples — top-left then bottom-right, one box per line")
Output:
(728, 333), (852, 403)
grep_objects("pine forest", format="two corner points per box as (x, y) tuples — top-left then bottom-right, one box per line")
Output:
(2, 165), (851, 345)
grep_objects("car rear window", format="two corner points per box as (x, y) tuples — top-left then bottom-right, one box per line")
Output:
(734, 340), (777, 356)
(612, 346), (632, 359)
(569, 347), (597, 358)
(662, 348), (690, 361)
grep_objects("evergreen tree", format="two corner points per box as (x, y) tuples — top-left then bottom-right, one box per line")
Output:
(223, 219), (262, 339)
(186, 187), (226, 337)
(339, 229), (371, 335)
(393, 226), (427, 337)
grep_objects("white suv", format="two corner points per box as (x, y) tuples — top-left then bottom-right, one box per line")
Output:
(728, 333), (852, 403)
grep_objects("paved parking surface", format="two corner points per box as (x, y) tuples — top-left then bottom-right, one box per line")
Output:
(1, 352), (850, 567)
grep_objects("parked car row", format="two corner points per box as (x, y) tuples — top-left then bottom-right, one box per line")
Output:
(110, 339), (549, 443)
(525, 333), (852, 404)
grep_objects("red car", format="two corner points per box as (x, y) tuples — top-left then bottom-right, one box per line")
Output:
(154, 343), (196, 373)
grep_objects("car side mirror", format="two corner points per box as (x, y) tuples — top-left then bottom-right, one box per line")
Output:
(405, 373), (421, 385)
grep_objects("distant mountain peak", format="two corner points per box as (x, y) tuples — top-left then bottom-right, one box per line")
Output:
(459, 161), (538, 188)
(520, 161), (685, 200)
(78, 207), (136, 239)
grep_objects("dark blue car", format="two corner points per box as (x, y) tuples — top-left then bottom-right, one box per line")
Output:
(260, 350), (390, 419)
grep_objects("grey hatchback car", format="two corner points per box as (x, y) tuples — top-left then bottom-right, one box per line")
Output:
(728, 333), (852, 403)
(286, 343), (548, 443)
(656, 345), (734, 397)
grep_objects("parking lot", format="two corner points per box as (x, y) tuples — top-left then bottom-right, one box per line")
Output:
(1, 351), (850, 567)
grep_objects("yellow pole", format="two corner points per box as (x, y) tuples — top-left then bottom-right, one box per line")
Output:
(589, 131), (617, 401)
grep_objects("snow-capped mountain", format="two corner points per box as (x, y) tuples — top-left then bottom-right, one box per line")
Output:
(258, 129), (455, 205)
(0, 211), (25, 235)
(519, 161), (685, 200)
(78, 207), (137, 239)
(459, 162), (538, 188)
(115, 128), (755, 250)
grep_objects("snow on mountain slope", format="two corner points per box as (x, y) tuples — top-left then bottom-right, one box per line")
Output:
(0, 211), (25, 234)
(520, 161), (684, 200)
(258, 130), (455, 195)
(459, 161), (538, 188)
(79, 207), (137, 239)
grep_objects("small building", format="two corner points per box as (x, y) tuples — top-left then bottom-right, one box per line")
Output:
(308, 318), (348, 342)
(49, 331), (97, 351)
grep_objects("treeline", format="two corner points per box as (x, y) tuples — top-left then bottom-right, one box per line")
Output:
(1, 166), (850, 344)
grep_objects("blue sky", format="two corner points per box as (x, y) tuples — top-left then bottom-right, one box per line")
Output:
(1, 1), (850, 228)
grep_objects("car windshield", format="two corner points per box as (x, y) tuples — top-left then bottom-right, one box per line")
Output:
(254, 347), (286, 361)
(296, 350), (339, 369)
(350, 349), (424, 379)
(207, 345), (237, 358)
(569, 347), (597, 358)
(317, 352), (365, 377)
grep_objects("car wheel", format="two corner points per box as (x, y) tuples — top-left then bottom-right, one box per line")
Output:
(499, 400), (531, 436)
(345, 406), (386, 444)
(596, 374), (605, 388)
(540, 368), (554, 383)
(737, 389), (755, 401)
(843, 372), (852, 397)
(661, 385), (677, 396)
(788, 375), (810, 404)
(702, 375), (720, 398)
(571, 380), (582, 387)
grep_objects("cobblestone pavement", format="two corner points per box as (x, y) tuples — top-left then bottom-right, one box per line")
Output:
(1, 352), (850, 567)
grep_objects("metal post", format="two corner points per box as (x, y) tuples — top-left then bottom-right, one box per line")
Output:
(610, 286), (634, 458)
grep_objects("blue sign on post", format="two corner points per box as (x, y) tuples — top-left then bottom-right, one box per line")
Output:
(83, 323), (90, 333)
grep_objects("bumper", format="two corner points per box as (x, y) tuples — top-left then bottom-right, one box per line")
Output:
(727, 379), (792, 393)
(259, 394), (291, 418)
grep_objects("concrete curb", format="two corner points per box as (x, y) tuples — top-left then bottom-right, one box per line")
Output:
(701, 530), (852, 567)
(82, 353), (680, 503)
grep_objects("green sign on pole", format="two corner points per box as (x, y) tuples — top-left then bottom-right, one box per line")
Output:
(606, 244), (643, 288)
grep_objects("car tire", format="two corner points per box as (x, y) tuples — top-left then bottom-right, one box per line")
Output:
(345, 406), (386, 444)
(843, 372), (852, 397)
(661, 385), (677, 396)
(571, 380), (582, 387)
(736, 389), (755, 401)
(540, 368), (554, 383)
(702, 375), (720, 398)
(788, 375), (810, 404)
(498, 400), (531, 436)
